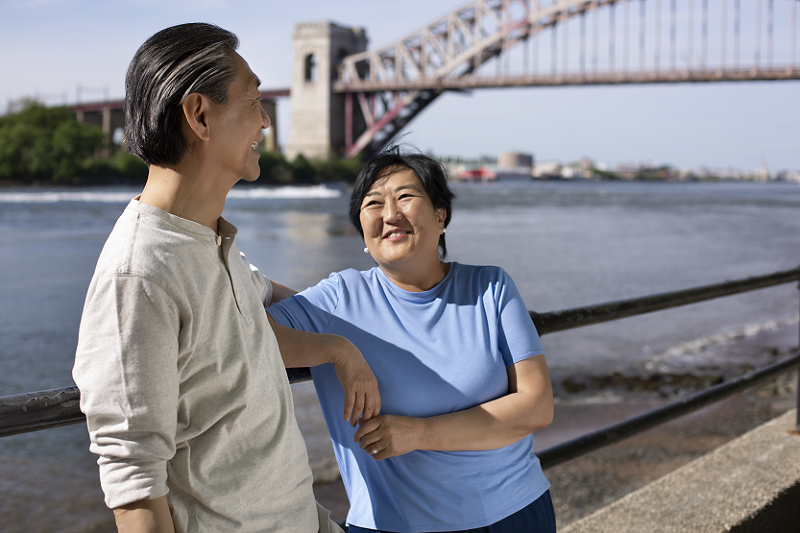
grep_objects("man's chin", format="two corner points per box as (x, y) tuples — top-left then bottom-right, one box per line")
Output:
(242, 171), (261, 183)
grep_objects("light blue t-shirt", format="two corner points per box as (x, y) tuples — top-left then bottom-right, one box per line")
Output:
(268, 262), (550, 532)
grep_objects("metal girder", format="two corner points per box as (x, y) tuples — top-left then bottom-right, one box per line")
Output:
(337, 0), (621, 156)
(338, 0), (800, 157)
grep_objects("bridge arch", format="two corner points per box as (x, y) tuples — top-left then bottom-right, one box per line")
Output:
(329, 0), (798, 158)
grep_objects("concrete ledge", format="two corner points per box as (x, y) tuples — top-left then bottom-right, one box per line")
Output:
(561, 409), (800, 533)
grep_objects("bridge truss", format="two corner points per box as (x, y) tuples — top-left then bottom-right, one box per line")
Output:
(336, 0), (800, 158)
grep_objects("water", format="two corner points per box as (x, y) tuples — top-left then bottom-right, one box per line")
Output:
(1, 180), (799, 531)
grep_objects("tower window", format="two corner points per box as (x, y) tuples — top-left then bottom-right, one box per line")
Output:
(304, 54), (317, 82)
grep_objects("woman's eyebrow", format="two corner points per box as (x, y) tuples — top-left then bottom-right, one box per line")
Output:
(393, 184), (422, 193)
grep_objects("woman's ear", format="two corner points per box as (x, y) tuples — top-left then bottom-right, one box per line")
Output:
(181, 93), (212, 142)
(436, 207), (447, 227)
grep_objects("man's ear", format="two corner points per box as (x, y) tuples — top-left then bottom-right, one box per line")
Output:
(181, 93), (212, 142)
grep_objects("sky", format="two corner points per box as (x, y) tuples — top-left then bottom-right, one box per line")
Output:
(1, 0), (798, 171)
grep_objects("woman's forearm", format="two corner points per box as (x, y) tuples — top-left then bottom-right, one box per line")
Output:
(267, 314), (381, 425)
(355, 355), (553, 458)
(419, 357), (553, 451)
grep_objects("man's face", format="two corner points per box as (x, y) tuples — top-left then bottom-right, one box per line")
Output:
(207, 52), (271, 184)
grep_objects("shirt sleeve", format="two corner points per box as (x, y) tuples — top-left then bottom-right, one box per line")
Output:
(72, 273), (180, 509)
(266, 273), (341, 334)
(494, 268), (545, 367)
(240, 251), (273, 307)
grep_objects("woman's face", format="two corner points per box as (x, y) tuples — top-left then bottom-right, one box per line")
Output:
(360, 167), (446, 273)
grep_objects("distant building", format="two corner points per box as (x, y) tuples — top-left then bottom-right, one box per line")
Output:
(532, 161), (562, 179)
(495, 151), (533, 180)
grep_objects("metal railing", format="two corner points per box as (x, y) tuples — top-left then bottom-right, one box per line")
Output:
(2, 267), (799, 471)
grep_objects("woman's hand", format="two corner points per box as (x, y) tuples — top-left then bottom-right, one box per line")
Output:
(353, 355), (553, 456)
(331, 336), (381, 427)
(267, 315), (380, 427)
(353, 415), (424, 460)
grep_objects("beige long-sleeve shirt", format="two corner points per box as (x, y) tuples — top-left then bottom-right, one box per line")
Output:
(73, 199), (320, 532)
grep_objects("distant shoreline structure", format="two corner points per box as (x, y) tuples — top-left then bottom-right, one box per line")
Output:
(440, 151), (800, 183)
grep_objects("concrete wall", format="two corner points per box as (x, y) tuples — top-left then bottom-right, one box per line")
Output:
(561, 409), (800, 533)
(285, 21), (367, 161)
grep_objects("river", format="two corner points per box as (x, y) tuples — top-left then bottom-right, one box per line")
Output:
(1, 179), (798, 531)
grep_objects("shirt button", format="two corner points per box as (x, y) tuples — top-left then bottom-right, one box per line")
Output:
(215, 235), (222, 246)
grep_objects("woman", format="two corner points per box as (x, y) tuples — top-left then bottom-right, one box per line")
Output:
(268, 151), (556, 533)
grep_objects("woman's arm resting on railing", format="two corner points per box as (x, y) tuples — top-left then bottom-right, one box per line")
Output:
(268, 279), (298, 305)
(113, 496), (175, 533)
(353, 354), (553, 459)
(268, 314), (381, 426)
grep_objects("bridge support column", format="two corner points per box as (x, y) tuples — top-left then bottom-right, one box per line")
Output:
(285, 21), (367, 162)
(259, 99), (279, 153)
(75, 105), (125, 157)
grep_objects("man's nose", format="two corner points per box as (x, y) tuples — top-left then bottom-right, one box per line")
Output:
(261, 108), (271, 129)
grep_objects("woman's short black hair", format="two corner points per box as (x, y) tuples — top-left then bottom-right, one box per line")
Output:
(349, 149), (457, 258)
(124, 23), (240, 166)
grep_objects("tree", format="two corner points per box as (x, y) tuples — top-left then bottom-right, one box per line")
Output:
(0, 99), (103, 183)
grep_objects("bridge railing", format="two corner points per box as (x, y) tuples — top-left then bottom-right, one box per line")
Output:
(1, 267), (799, 471)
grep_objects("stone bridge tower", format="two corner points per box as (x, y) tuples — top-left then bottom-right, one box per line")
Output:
(285, 22), (367, 161)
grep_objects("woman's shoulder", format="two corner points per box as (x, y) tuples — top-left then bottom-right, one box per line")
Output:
(451, 262), (511, 283)
(315, 266), (384, 295)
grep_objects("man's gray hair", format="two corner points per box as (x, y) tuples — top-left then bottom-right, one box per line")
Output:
(124, 23), (240, 166)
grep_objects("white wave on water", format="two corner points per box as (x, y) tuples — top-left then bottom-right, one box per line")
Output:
(644, 314), (800, 370)
(227, 184), (342, 199)
(0, 190), (137, 204)
(0, 184), (342, 204)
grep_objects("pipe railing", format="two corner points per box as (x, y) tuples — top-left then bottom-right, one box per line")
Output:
(2, 267), (799, 469)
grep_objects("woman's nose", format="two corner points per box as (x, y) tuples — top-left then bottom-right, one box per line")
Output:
(382, 201), (402, 223)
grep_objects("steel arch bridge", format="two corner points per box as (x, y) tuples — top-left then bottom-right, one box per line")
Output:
(336, 0), (800, 158)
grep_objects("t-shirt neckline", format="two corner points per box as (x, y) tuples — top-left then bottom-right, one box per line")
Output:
(374, 262), (457, 302)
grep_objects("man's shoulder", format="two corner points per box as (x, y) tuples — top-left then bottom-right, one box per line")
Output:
(95, 202), (214, 282)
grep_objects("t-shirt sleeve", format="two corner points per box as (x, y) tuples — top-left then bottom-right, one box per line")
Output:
(494, 268), (545, 367)
(267, 274), (340, 334)
(72, 273), (179, 509)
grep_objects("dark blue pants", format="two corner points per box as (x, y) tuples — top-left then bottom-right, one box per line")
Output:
(347, 490), (556, 533)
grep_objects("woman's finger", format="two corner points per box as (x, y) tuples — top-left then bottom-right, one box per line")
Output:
(362, 393), (380, 422)
(350, 392), (365, 427)
(353, 416), (380, 442)
(342, 390), (355, 424)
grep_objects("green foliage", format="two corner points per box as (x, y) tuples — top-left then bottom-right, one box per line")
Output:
(0, 99), (363, 186)
(310, 154), (363, 183)
(256, 151), (362, 185)
(0, 100), (104, 183)
(79, 151), (149, 182)
(291, 153), (317, 184)
(258, 150), (292, 184)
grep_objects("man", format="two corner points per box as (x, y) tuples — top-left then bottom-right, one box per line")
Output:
(73, 23), (379, 533)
